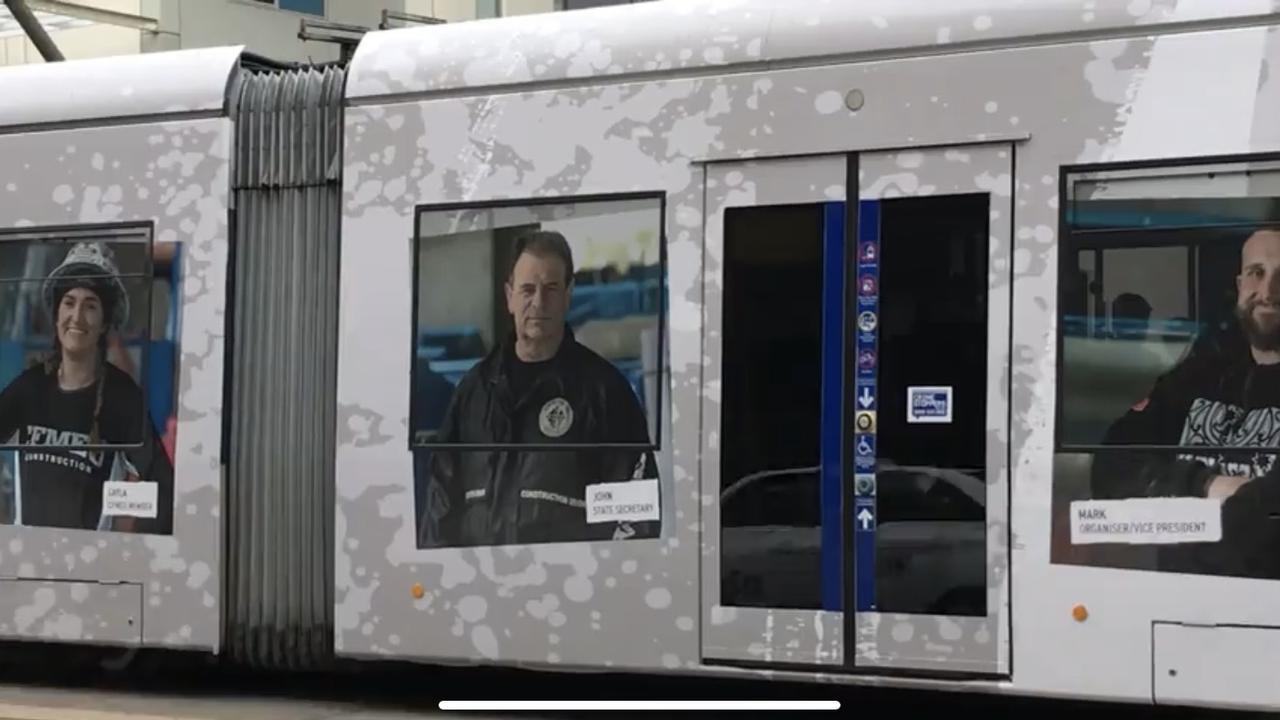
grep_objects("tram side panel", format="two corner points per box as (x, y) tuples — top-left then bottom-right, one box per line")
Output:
(335, 6), (1280, 711)
(333, 82), (694, 668)
(0, 119), (232, 652)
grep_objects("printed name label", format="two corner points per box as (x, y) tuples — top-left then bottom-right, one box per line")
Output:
(1070, 498), (1221, 545)
(586, 479), (660, 524)
(907, 386), (953, 424)
(102, 481), (158, 519)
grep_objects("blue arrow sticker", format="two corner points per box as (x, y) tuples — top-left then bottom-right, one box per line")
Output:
(854, 502), (876, 532)
(857, 383), (876, 411)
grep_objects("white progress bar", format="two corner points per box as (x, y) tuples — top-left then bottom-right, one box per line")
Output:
(439, 700), (841, 711)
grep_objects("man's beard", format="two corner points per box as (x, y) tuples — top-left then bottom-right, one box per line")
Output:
(1236, 300), (1280, 352)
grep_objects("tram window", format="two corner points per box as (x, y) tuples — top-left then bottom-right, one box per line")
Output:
(718, 203), (824, 610)
(0, 226), (177, 535)
(1053, 158), (1280, 580)
(411, 194), (667, 549)
(873, 194), (988, 617)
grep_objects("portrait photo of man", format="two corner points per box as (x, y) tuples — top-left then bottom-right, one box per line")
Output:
(1089, 227), (1280, 578)
(416, 229), (660, 549)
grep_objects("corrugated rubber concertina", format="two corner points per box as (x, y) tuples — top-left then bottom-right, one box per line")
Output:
(225, 62), (344, 671)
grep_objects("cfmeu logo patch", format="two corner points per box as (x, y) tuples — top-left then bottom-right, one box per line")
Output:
(539, 397), (574, 438)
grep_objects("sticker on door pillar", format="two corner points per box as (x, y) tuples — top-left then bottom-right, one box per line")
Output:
(857, 349), (876, 377)
(855, 473), (876, 497)
(855, 411), (876, 433)
(856, 381), (876, 410)
(858, 274), (878, 307)
(855, 500), (875, 531)
(908, 386), (953, 424)
(857, 311), (878, 333)
(859, 242), (877, 264)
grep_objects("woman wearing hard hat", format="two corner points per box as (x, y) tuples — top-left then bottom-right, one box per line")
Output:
(0, 241), (173, 534)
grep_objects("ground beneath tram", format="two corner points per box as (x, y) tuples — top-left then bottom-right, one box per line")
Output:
(0, 649), (1265, 719)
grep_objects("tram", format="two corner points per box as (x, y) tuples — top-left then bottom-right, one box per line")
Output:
(2, 0), (1280, 712)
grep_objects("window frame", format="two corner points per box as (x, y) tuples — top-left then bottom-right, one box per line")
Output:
(0, 221), (157, 452)
(240, 0), (325, 17)
(557, 0), (648, 10)
(408, 190), (669, 452)
(1054, 150), (1280, 454)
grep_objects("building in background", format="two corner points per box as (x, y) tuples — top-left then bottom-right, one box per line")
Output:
(0, 0), (651, 66)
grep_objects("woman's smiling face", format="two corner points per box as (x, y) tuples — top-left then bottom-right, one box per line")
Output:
(56, 286), (105, 357)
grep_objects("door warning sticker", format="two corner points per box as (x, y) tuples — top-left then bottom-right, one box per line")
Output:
(907, 386), (952, 424)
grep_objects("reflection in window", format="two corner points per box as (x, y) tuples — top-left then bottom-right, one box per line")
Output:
(1061, 243), (1198, 445)
(873, 194), (988, 617)
(875, 465), (986, 616)
(412, 195), (666, 549)
(1054, 158), (1280, 581)
(0, 227), (177, 535)
(718, 203), (824, 610)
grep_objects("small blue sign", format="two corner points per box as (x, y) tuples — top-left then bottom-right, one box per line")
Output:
(858, 241), (878, 265)
(854, 499), (875, 532)
(855, 433), (876, 458)
(856, 383), (876, 411)
(857, 349), (876, 372)
(908, 385), (953, 424)
(858, 274), (877, 296)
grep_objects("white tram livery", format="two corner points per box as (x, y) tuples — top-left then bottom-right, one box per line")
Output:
(2, 0), (1280, 712)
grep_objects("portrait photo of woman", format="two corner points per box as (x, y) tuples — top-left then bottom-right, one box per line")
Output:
(0, 241), (173, 534)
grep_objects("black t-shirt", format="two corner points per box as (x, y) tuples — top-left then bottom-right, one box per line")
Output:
(1093, 351), (1280, 498)
(0, 363), (174, 533)
(1092, 342), (1280, 578)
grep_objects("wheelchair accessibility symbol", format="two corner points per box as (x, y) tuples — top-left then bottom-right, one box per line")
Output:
(856, 434), (875, 457)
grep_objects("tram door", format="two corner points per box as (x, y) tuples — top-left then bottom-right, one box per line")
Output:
(847, 144), (1012, 676)
(701, 145), (1010, 675)
(702, 155), (850, 666)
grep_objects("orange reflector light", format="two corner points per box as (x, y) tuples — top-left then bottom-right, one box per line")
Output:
(411, 583), (425, 600)
(1072, 604), (1088, 622)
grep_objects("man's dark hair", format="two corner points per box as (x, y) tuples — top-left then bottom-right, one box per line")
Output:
(509, 230), (575, 284)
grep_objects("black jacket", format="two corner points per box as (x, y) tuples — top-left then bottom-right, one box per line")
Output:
(1090, 325), (1280, 578)
(417, 327), (660, 548)
(0, 362), (174, 534)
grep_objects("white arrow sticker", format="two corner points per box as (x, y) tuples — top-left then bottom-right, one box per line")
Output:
(856, 507), (874, 530)
(858, 386), (875, 409)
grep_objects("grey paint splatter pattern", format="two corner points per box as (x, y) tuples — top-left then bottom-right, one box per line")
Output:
(0, 119), (230, 652)
(335, 27), (1151, 673)
(0, 579), (141, 645)
(335, 0), (1280, 703)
